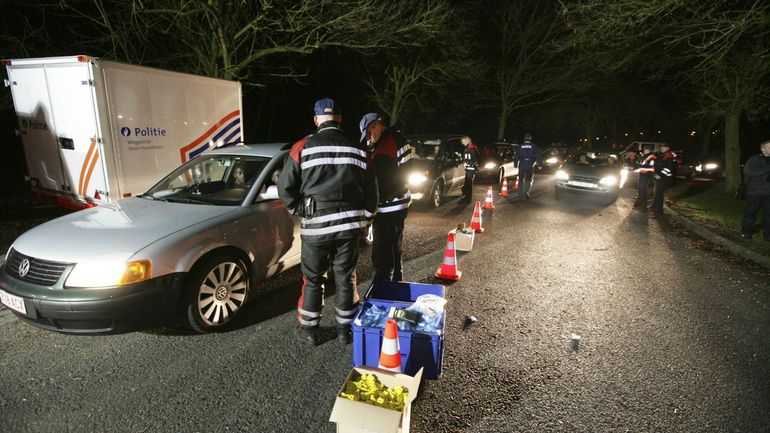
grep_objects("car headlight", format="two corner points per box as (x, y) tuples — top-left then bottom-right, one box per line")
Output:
(695, 164), (703, 172)
(66, 259), (152, 288)
(484, 162), (497, 170)
(545, 157), (559, 165)
(555, 170), (569, 180)
(705, 163), (718, 170)
(599, 175), (618, 186)
(408, 172), (428, 186)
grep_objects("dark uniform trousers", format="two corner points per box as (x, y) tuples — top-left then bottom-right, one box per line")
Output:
(371, 210), (406, 282)
(298, 236), (360, 329)
(462, 169), (475, 199)
(638, 172), (653, 205)
(652, 178), (670, 214)
(741, 194), (770, 239)
(518, 169), (534, 197)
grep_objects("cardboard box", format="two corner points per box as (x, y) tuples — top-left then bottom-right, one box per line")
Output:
(330, 366), (423, 433)
(452, 229), (474, 252)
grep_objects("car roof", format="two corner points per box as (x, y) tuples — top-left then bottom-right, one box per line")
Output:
(207, 143), (289, 158)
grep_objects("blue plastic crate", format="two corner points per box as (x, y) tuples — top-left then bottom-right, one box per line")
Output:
(365, 281), (446, 302)
(352, 298), (445, 379)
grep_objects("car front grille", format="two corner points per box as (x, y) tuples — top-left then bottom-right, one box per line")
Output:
(17, 314), (114, 332)
(570, 175), (599, 183)
(5, 249), (70, 286)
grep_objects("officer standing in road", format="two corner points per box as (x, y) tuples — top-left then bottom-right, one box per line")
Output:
(360, 113), (412, 282)
(460, 136), (479, 203)
(635, 145), (655, 208)
(515, 132), (543, 199)
(651, 143), (677, 215)
(277, 98), (378, 346)
(740, 139), (770, 240)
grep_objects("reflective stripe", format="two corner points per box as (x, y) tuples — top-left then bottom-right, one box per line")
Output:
(302, 146), (367, 158)
(336, 317), (353, 324)
(301, 157), (367, 170)
(397, 145), (411, 157)
(303, 210), (368, 225)
(364, 210), (375, 219)
(299, 317), (320, 326)
(442, 256), (456, 265)
(336, 306), (357, 317)
(378, 202), (410, 213)
(301, 221), (368, 236)
(298, 307), (321, 318)
(398, 152), (414, 165)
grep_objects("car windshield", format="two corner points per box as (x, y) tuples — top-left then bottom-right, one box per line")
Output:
(145, 154), (270, 205)
(570, 152), (618, 167)
(411, 140), (442, 159)
(481, 145), (507, 159)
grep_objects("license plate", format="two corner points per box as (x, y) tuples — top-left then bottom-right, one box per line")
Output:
(0, 288), (27, 315)
(568, 180), (598, 188)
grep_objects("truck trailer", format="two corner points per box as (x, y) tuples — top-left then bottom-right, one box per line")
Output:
(3, 55), (243, 209)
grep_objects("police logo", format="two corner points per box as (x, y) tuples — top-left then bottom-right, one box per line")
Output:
(18, 259), (30, 278)
(120, 127), (131, 137)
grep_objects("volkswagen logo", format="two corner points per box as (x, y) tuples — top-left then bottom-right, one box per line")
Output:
(216, 286), (228, 301)
(18, 259), (30, 278)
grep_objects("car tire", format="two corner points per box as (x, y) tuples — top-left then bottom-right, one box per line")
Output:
(184, 253), (249, 333)
(427, 181), (443, 208)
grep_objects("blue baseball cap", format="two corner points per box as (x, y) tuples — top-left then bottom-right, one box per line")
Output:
(313, 97), (341, 116)
(359, 112), (382, 142)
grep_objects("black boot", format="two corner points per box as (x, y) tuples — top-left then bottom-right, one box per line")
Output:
(336, 326), (352, 345)
(298, 326), (319, 346)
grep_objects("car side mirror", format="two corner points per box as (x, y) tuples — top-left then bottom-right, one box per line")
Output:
(257, 185), (279, 201)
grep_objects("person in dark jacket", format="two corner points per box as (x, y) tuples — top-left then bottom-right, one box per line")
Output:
(277, 98), (378, 346)
(514, 133), (543, 199)
(651, 143), (677, 215)
(360, 113), (412, 282)
(460, 136), (479, 203)
(740, 140), (770, 240)
(635, 146), (655, 208)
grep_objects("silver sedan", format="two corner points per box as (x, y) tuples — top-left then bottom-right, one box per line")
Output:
(0, 144), (300, 333)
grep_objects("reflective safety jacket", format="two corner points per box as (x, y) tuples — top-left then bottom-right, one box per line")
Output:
(278, 121), (378, 241)
(636, 152), (655, 174)
(654, 150), (677, 180)
(371, 128), (411, 214)
(515, 140), (543, 171)
(463, 142), (479, 171)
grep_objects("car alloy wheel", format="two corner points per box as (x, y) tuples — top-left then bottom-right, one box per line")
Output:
(429, 181), (442, 208)
(185, 254), (249, 333)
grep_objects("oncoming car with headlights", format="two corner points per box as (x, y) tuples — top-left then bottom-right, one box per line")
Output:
(0, 144), (301, 334)
(554, 152), (629, 203)
(477, 141), (519, 183)
(402, 134), (466, 208)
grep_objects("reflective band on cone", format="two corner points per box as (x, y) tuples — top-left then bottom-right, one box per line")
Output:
(435, 232), (462, 281)
(378, 319), (403, 373)
(469, 200), (484, 233)
(500, 178), (509, 197)
(483, 186), (495, 209)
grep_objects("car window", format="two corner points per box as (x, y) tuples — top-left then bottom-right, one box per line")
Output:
(409, 139), (441, 160)
(147, 155), (270, 205)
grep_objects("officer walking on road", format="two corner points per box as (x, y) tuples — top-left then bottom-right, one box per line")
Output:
(635, 145), (655, 208)
(740, 139), (770, 240)
(651, 143), (677, 215)
(360, 113), (412, 282)
(515, 133), (543, 199)
(460, 136), (479, 203)
(277, 98), (378, 346)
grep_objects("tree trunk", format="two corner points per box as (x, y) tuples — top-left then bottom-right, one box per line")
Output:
(497, 112), (508, 141)
(724, 109), (741, 191)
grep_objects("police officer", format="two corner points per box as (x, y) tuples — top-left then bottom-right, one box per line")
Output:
(635, 145), (655, 208)
(740, 139), (770, 240)
(515, 133), (543, 199)
(652, 143), (677, 215)
(359, 113), (412, 282)
(460, 136), (478, 203)
(277, 98), (378, 346)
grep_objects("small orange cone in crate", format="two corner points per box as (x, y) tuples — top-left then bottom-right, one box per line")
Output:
(378, 319), (403, 373)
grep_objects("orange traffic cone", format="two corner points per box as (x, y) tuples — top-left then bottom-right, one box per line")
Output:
(469, 200), (484, 233)
(483, 186), (495, 209)
(435, 231), (462, 281)
(513, 177), (519, 191)
(379, 319), (403, 373)
(499, 178), (509, 197)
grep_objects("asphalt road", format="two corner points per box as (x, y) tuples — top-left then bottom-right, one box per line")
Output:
(1, 176), (769, 433)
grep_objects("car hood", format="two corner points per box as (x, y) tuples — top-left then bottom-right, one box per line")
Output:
(561, 163), (619, 178)
(403, 158), (437, 173)
(11, 197), (236, 263)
